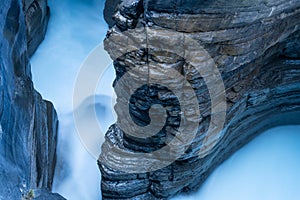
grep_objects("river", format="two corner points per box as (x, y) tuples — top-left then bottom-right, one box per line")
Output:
(30, 0), (300, 199)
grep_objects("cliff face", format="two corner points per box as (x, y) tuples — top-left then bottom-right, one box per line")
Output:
(99, 0), (300, 199)
(23, 0), (50, 57)
(0, 0), (63, 199)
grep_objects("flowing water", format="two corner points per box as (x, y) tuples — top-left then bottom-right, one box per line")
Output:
(30, 0), (300, 199)
(30, 0), (113, 199)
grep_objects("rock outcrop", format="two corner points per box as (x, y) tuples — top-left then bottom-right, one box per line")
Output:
(22, 0), (50, 57)
(99, 0), (300, 199)
(0, 0), (63, 199)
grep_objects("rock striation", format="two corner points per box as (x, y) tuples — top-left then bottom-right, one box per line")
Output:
(0, 0), (63, 199)
(99, 0), (300, 199)
(22, 0), (50, 57)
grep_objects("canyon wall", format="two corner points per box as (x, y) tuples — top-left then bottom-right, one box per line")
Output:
(99, 0), (300, 199)
(23, 0), (50, 56)
(0, 0), (63, 199)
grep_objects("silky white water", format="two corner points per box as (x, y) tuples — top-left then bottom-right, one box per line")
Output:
(30, 0), (114, 199)
(30, 0), (300, 200)
(172, 125), (300, 200)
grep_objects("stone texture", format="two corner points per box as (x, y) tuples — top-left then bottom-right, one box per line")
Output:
(99, 0), (300, 199)
(32, 189), (66, 200)
(0, 0), (63, 199)
(22, 0), (50, 57)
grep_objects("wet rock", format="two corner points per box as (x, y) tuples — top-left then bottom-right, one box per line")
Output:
(0, 0), (62, 199)
(99, 0), (300, 199)
(23, 0), (50, 56)
(33, 189), (66, 200)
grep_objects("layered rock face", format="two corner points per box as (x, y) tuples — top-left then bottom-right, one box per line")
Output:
(0, 0), (63, 199)
(99, 0), (300, 199)
(22, 0), (50, 57)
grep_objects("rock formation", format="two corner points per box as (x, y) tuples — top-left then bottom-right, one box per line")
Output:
(23, 0), (50, 57)
(99, 0), (300, 199)
(0, 0), (63, 199)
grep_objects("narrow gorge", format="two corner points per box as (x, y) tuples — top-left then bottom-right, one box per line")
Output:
(1, 0), (300, 199)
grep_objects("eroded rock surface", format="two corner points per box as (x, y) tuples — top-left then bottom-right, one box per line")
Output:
(0, 0), (63, 199)
(23, 0), (50, 56)
(99, 0), (300, 199)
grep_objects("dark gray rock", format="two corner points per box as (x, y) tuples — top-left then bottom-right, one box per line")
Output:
(99, 0), (300, 199)
(0, 0), (63, 199)
(104, 0), (121, 28)
(33, 189), (66, 200)
(23, 0), (50, 57)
